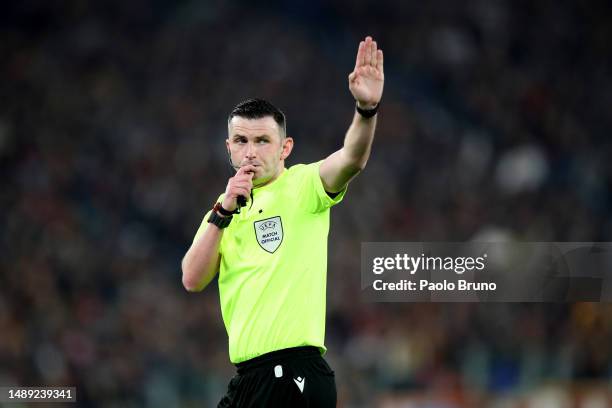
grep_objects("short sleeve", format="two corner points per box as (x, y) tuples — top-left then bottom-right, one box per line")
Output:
(295, 161), (347, 213)
(192, 194), (225, 244)
(192, 209), (212, 244)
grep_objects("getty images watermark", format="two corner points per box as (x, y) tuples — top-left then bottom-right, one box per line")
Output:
(361, 243), (612, 302)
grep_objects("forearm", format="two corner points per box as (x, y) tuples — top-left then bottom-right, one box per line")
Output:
(319, 107), (378, 193)
(320, 36), (383, 193)
(181, 224), (223, 292)
(342, 107), (378, 169)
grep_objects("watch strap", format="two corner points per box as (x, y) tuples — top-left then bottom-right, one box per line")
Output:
(356, 102), (379, 118)
(214, 202), (238, 216)
(207, 208), (232, 229)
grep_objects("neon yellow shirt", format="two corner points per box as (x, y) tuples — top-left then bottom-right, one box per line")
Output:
(193, 161), (345, 363)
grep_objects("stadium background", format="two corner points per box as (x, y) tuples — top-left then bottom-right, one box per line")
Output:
(2, 0), (611, 406)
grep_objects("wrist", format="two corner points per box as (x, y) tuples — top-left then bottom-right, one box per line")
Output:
(215, 202), (237, 217)
(355, 101), (379, 118)
(356, 100), (378, 110)
(208, 203), (233, 229)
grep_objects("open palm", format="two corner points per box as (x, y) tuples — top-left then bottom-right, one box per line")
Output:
(349, 36), (384, 107)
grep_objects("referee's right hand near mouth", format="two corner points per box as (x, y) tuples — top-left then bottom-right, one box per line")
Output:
(182, 164), (254, 292)
(222, 165), (256, 213)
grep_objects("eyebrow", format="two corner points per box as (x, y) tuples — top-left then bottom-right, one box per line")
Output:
(231, 134), (270, 140)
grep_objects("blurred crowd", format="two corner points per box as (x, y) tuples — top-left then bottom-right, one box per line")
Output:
(1, 0), (611, 406)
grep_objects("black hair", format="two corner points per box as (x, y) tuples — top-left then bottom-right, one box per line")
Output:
(227, 98), (287, 137)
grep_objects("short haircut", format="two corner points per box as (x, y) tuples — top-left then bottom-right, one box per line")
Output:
(228, 98), (287, 138)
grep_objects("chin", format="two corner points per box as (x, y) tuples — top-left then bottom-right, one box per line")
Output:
(253, 175), (271, 187)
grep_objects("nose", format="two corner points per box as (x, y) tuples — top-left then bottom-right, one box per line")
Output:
(244, 142), (257, 159)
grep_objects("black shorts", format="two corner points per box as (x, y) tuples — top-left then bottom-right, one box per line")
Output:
(217, 346), (337, 408)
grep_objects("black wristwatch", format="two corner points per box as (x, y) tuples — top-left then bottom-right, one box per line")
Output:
(207, 203), (233, 229)
(356, 102), (379, 118)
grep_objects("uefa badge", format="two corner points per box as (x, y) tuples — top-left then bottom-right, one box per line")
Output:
(254, 216), (284, 253)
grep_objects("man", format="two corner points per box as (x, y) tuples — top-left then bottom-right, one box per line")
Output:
(181, 36), (384, 407)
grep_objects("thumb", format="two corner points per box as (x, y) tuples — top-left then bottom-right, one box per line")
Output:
(348, 71), (358, 83)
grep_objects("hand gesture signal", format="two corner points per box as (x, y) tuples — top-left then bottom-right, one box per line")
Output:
(349, 36), (384, 109)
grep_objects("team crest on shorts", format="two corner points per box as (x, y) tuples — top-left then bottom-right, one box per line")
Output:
(254, 216), (283, 253)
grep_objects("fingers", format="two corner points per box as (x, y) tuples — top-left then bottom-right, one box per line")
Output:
(232, 187), (250, 198)
(356, 36), (382, 70)
(232, 178), (252, 188)
(355, 40), (365, 69)
(223, 178), (250, 210)
(228, 165), (254, 199)
(364, 37), (372, 66)
(233, 178), (253, 190)
(234, 173), (254, 183)
(236, 164), (257, 176)
(227, 179), (251, 198)
(371, 40), (378, 67)
(239, 173), (255, 184)
(230, 167), (254, 189)
(231, 176), (253, 191)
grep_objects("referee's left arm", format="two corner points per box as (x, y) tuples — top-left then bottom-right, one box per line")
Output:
(320, 35), (384, 193)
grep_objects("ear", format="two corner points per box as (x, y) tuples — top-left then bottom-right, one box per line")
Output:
(280, 137), (294, 161)
(226, 139), (231, 156)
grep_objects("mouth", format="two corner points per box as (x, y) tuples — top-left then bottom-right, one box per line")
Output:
(243, 163), (261, 171)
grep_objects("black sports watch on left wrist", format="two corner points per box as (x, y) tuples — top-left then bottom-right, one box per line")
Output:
(207, 203), (233, 229)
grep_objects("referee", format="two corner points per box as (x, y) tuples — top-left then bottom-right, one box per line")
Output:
(181, 36), (384, 407)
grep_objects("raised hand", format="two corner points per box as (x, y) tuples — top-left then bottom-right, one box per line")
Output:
(349, 36), (384, 109)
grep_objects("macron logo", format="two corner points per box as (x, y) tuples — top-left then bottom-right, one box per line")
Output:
(293, 376), (305, 393)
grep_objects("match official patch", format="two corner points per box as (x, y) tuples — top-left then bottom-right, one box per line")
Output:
(254, 216), (283, 253)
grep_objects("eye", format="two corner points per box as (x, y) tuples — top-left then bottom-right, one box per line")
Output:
(257, 139), (269, 144)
